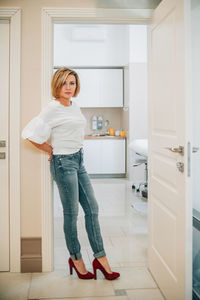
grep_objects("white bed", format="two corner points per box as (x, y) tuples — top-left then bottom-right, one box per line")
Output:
(129, 139), (148, 157)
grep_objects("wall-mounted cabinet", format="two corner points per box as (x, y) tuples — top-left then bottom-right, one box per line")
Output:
(74, 68), (123, 108)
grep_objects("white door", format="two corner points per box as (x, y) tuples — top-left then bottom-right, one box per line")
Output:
(148, 0), (192, 299)
(0, 20), (10, 271)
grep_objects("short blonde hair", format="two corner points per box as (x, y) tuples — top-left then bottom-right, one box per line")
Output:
(51, 67), (80, 98)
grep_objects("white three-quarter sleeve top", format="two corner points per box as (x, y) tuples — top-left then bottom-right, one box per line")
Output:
(21, 100), (87, 155)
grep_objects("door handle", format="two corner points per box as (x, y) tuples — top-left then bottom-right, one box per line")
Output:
(0, 140), (6, 147)
(0, 152), (6, 159)
(166, 145), (184, 156)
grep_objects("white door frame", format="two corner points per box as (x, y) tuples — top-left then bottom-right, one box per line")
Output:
(41, 7), (152, 272)
(0, 8), (21, 272)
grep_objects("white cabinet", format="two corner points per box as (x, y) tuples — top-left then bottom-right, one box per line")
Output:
(98, 69), (123, 107)
(83, 139), (125, 174)
(74, 68), (123, 107)
(83, 139), (102, 174)
(75, 69), (98, 107)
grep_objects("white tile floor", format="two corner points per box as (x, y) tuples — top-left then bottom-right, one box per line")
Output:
(0, 178), (165, 300)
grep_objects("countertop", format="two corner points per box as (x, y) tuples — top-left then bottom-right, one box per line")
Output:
(84, 135), (126, 139)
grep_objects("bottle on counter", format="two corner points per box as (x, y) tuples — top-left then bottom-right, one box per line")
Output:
(92, 115), (97, 130)
(120, 129), (125, 137)
(109, 128), (115, 136)
(104, 120), (110, 135)
(97, 115), (103, 130)
(115, 130), (120, 136)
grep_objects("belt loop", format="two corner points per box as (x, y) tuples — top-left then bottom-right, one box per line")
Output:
(80, 148), (83, 166)
(53, 155), (57, 178)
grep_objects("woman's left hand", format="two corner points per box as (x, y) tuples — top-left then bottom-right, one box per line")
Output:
(48, 146), (53, 161)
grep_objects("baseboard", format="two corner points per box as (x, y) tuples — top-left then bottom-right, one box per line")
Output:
(21, 237), (42, 272)
(89, 174), (126, 178)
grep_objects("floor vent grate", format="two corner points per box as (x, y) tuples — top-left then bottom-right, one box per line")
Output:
(114, 289), (127, 296)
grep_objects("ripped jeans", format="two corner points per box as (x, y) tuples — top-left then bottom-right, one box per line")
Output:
(50, 147), (106, 260)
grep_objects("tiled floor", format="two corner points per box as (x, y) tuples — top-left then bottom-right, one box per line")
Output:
(0, 178), (165, 300)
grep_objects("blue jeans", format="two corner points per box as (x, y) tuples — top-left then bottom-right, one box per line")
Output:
(50, 147), (106, 260)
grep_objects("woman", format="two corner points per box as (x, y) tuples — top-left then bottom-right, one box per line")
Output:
(22, 67), (120, 280)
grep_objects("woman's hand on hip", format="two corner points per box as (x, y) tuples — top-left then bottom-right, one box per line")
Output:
(28, 140), (53, 160)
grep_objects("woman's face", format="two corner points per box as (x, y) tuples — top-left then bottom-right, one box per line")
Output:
(58, 74), (76, 100)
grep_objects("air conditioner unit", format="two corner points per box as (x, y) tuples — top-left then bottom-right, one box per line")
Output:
(71, 26), (107, 41)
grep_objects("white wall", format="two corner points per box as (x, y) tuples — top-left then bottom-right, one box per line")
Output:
(128, 25), (148, 183)
(54, 24), (129, 67)
(192, 0), (200, 212)
(128, 64), (147, 140)
(129, 25), (147, 63)
(128, 25), (147, 140)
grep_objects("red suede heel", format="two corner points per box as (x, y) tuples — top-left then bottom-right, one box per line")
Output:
(68, 258), (94, 279)
(92, 258), (120, 280)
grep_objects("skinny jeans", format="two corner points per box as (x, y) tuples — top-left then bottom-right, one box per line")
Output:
(50, 147), (106, 260)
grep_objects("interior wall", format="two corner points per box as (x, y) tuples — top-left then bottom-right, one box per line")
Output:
(81, 108), (123, 135)
(191, 0), (200, 212)
(129, 25), (147, 63)
(54, 24), (129, 67)
(0, 0), (96, 238)
(128, 25), (148, 182)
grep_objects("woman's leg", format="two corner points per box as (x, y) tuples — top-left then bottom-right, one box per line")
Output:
(78, 165), (114, 273)
(78, 165), (106, 259)
(51, 156), (82, 261)
(51, 154), (94, 274)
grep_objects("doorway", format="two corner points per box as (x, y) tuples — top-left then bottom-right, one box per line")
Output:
(0, 19), (10, 272)
(42, 4), (193, 299)
(52, 22), (148, 271)
(0, 8), (21, 273)
(41, 8), (151, 273)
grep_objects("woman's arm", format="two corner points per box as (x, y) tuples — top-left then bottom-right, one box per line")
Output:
(28, 140), (53, 156)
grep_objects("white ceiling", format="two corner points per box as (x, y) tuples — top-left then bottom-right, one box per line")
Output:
(94, 0), (162, 9)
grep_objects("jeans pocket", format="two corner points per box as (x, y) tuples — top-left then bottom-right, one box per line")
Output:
(57, 156), (77, 175)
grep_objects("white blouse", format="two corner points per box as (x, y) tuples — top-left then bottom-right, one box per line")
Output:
(21, 100), (87, 154)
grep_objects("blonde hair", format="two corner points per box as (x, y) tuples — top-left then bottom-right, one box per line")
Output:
(51, 67), (80, 98)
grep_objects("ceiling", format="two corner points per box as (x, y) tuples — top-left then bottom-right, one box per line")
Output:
(94, 0), (162, 9)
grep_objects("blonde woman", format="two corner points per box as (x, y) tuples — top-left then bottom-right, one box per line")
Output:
(22, 67), (120, 280)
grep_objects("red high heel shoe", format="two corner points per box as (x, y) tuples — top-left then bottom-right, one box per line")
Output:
(92, 258), (120, 280)
(68, 258), (94, 279)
